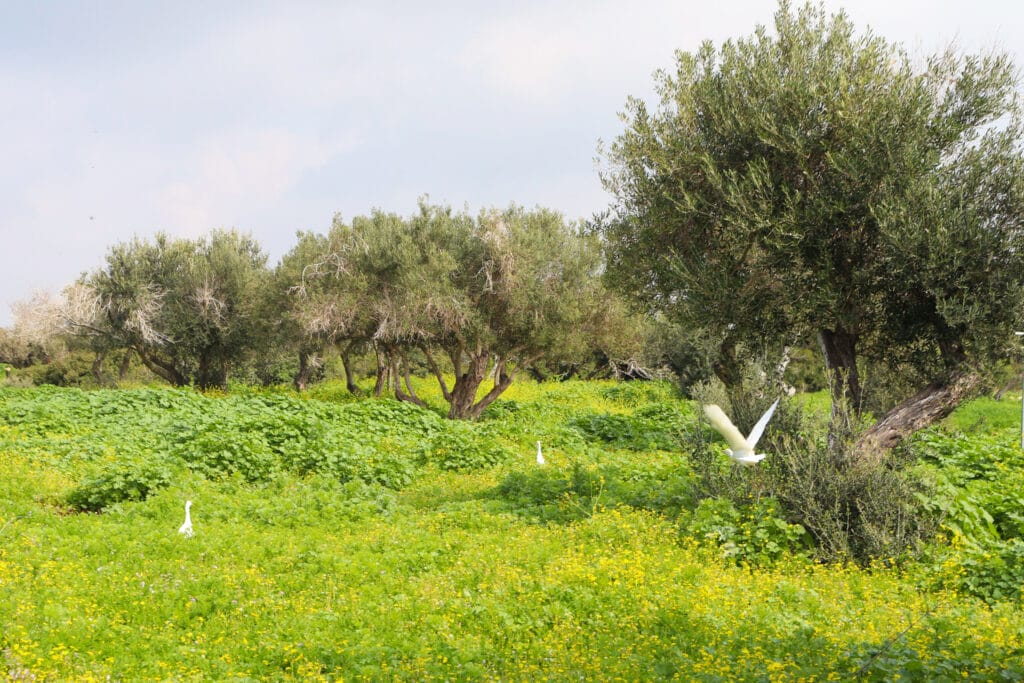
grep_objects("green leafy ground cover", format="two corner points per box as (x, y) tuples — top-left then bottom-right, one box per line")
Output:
(1, 380), (1023, 681)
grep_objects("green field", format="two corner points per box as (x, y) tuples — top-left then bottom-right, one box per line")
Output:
(1, 380), (1023, 681)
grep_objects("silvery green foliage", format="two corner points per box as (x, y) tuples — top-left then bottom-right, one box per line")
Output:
(600, 0), (1024, 445)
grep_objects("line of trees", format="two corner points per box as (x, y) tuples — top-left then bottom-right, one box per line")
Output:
(10, 201), (644, 419)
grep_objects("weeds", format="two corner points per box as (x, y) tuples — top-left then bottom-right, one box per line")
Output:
(1, 380), (1023, 680)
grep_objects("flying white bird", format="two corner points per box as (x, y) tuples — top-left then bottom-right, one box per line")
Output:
(178, 500), (193, 538)
(536, 440), (545, 465)
(703, 399), (780, 466)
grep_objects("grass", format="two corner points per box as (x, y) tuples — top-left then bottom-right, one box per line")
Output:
(1, 379), (1023, 681)
(943, 394), (1023, 433)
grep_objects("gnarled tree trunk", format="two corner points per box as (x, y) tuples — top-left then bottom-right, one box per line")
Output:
(91, 350), (108, 385)
(818, 327), (862, 415)
(135, 347), (187, 386)
(196, 353), (228, 390)
(712, 336), (742, 389)
(389, 347), (426, 407)
(118, 348), (133, 382)
(293, 349), (315, 392)
(339, 341), (362, 395)
(446, 350), (540, 420)
(447, 353), (491, 420)
(372, 344), (388, 397)
(854, 371), (981, 464)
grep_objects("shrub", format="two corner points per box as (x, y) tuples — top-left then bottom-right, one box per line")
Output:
(423, 421), (513, 472)
(294, 432), (418, 489)
(174, 425), (278, 483)
(682, 497), (810, 566)
(28, 351), (97, 387)
(66, 451), (175, 511)
(767, 437), (938, 564)
(689, 380), (936, 565)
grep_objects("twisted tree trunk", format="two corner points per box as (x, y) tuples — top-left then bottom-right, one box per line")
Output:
(818, 327), (862, 415)
(372, 344), (388, 397)
(446, 350), (541, 420)
(854, 371), (981, 464)
(91, 350), (108, 385)
(135, 347), (187, 386)
(118, 348), (133, 382)
(339, 341), (362, 395)
(293, 349), (315, 392)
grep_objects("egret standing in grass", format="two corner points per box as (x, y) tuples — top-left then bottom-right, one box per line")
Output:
(536, 440), (545, 465)
(178, 500), (193, 538)
(703, 399), (780, 466)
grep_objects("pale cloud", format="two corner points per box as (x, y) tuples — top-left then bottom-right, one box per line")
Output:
(461, 2), (774, 103)
(157, 127), (359, 236)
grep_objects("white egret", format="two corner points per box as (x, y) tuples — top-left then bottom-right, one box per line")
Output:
(178, 500), (193, 537)
(536, 440), (545, 465)
(703, 399), (780, 466)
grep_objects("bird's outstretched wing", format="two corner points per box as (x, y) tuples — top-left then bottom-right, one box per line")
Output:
(746, 398), (780, 449)
(703, 404), (750, 452)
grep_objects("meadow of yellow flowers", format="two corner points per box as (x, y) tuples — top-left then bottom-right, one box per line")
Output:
(1, 380), (1021, 680)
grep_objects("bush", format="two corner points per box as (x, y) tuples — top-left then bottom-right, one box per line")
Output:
(293, 432), (418, 489)
(767, 437), (938, 564)
(682, 497), (810, 566)
(28, 351), (96, 387)
(690, 377), (936, 565)
(66, 452), (175, 511)
(423, 422), (513, 472)
(174, 425), (278, 483)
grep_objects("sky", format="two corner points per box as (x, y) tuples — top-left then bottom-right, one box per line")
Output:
(2, 0), (1023, 326)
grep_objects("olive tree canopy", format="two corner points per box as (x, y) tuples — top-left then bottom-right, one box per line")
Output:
(599, 1), (1024, 456)
(40, 230), (268, 389)
(297, 201), (611, 419)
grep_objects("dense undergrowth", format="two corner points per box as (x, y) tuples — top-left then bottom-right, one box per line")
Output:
(1, 379), (1023, 680)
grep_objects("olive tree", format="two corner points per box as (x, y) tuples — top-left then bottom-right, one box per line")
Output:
(52, 230), (268, 389)
(265, 231), (348, 391)
(301, 201), (610, 419)
(599, 1), (1024, 457)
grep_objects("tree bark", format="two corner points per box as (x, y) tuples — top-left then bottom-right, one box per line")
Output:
(446, 351), (540, 420)
(389, 348), (426, 407)
(196, 353), (228, 390)
(855, 371), (981, 463)
(420, 345), (452, 402)
(372, 344), (388, 397)
(91, 350), (108, 385)
(818, 327), (863, 416)
(712, 337), (742, 389)
(294, 349), (314, 392)
(339, 342), (363, 396)
(135, 347), (187, 386)
(118, 348), (133, 382)
(447, 353), (490, 420)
